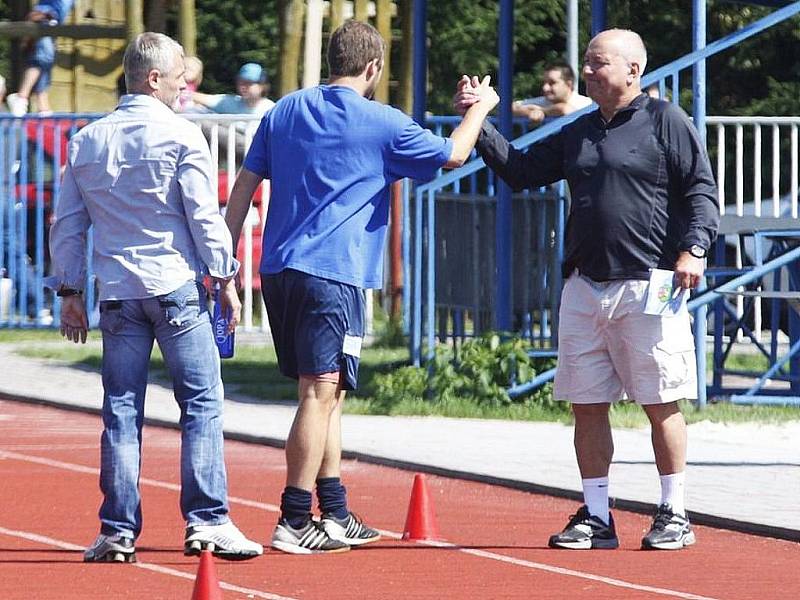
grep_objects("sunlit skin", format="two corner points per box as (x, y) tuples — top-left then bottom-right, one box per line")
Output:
(235, 78), (269, 106)
(541, 69), (572, 104)
(152, 50), (187, 111)
(581, 32), (641, 122)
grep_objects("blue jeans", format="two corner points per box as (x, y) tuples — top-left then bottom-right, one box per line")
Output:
(97, 281), (229, 538)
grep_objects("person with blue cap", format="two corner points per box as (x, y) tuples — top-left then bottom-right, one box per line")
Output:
(192, 62), (275, 116)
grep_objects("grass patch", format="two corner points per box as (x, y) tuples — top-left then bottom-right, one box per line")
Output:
(0, 329), (66, 342)
(6, 330), (800, 426)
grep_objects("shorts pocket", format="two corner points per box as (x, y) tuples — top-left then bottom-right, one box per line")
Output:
(654, 338), (695, 389)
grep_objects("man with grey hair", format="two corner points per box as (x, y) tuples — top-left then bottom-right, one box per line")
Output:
(48, 32), (262, 562)
(456, 28), (718, 550)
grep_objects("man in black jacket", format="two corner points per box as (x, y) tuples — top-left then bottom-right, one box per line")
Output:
(455, 29), (719, 551)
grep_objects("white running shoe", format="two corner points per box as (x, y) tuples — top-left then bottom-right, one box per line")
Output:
(184, 520), (263, 560)
(7, 93), (29, 117)
(84, 532), (136, 563)
(321, 512), (381, 546)
(271, 517), (350, 554)
(641, 503), (696, 550)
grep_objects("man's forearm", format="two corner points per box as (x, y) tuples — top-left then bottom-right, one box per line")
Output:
(447, 102), (495, 167)
(225, 167), (263, 246)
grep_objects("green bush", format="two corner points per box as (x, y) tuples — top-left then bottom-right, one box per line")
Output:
(372, 333), (560, 409)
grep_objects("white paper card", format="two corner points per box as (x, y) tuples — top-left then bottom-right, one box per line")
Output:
(342, 334), (363, 358)
(644, 269), (688, 317)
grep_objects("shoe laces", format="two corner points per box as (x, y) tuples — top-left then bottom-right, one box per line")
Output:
(564, 506), (593, 528)
(652, 505), (676, 530)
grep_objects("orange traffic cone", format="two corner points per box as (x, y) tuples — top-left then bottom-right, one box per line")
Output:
(191, 550), (223, 600)
(402, 473), (440, 540)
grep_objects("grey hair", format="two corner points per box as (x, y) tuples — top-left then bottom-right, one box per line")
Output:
(123, 32), (184, 92)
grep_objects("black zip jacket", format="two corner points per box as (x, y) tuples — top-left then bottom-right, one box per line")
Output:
(475, 93), (720, 281)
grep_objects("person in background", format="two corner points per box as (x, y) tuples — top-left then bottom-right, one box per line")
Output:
(7, 0), (75, 116)
(48, 32), (263, 563)
(192, 62), (275, 116)
(224, 20), (498, 555)
(178, 55), (204, 112)
(456, 29), (718, 552)
(512, 60), (591, 125)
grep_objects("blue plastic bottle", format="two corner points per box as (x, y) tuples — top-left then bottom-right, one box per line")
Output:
(212, 284), (235, 359)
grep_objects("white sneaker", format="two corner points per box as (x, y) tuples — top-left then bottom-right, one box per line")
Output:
(184, 520), (263, 560)
(84, 532), (136, 563)
(321, 512), (381, 546)
(7, 93), (29, 117)
(271, 517), (350, 554)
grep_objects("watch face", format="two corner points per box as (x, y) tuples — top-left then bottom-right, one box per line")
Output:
(690, 245), (706, 258)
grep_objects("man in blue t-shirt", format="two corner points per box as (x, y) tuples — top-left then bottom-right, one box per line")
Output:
(225, 20), (498, 554)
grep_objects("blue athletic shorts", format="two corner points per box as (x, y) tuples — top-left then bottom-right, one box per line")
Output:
(261, 269), (365, 390)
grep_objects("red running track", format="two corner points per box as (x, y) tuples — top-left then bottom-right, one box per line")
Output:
(0, 398), (797, 600)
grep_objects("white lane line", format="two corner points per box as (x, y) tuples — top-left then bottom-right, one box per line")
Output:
(0, 525), (297, 600)
(1, 448), (720, 600)
(375, 530), (718, 600)
(0, 449), (281, 512)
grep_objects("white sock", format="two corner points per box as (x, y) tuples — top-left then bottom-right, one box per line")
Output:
(659, 472), (686, 516)
(582, 476), (610, 525)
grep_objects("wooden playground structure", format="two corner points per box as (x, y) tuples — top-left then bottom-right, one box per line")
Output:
(0, 1), (408, 113)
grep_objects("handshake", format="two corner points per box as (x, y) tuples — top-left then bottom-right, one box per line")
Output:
(453, 75), (500, 116)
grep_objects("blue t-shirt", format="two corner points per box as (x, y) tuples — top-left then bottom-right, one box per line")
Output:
(243, 85), (452, 289)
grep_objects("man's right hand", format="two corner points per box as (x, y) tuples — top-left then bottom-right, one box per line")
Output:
(453, 75), (499, 116)
(59, 295), (88, 344)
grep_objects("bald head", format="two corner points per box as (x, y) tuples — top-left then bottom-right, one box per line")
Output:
(588, 29), (647, 76)
(582, 29), (648, 119)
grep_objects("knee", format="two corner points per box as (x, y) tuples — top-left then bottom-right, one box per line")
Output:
(299, 374), (341, 411)
(572, 402), (611, 424)
(644, 401), (683, 426)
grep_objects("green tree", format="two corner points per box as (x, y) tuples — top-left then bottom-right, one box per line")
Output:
(189, 0), (279, 94)
(426, 0), (566, 115)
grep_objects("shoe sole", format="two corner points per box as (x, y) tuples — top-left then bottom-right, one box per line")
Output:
(641, 530), (696, 550)
(548, 538), (619, 550)
(270, 540), (351, 555)
(84, 551), (137, 563)
(335, 533), (381, 546)
(184, 540), (263, 561)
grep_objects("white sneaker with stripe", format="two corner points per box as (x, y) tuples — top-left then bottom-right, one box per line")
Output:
(271, 518), (350, 554)
(321, 512), (381, 546)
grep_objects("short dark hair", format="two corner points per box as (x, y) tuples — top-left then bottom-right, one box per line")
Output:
(543, 60), (576, 86)
(327, 20), (385, 78)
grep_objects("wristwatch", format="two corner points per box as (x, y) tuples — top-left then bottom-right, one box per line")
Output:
(687, 244), (707, 259)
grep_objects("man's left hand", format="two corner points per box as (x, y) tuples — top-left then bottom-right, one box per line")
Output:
(216, 278), (241, 334)
(674, 251), (705, 289)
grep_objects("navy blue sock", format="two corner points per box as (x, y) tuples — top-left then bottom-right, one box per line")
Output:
(316, 477), (349, 520)
(280, 486), (312, 529)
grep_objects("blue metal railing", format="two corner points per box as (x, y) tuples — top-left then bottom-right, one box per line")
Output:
(0, 113), (103, 327)
(407, 1), (800, 402)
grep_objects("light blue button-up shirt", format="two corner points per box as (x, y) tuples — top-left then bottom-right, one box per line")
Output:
(49, 94), (239, 301)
